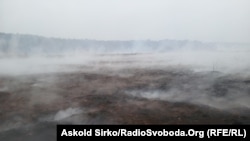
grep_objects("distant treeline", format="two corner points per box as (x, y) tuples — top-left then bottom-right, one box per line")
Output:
(0, 32), (241, 56)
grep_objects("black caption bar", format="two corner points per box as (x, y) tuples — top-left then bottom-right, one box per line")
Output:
(57, 125), (249, 140)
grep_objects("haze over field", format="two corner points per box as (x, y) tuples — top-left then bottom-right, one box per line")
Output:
(0, 33), (249, 75)
(0, 33), (250, 117)
(1, 0), (249, 75)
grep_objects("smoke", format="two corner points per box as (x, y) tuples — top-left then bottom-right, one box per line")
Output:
(54, 107), (83, 121)
(0, 33), (249, 76)
(0, 34), (250, 136)
(0, 48), (249, 76)
(0, 36), (249, 112)
(125, 71), (250, 111)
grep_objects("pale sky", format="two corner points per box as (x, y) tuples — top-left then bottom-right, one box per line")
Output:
(0, 0), (250, 43)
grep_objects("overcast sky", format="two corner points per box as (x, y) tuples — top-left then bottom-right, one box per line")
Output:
(0, 0), (249, 43)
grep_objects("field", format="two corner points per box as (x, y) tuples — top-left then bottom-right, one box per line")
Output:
(0, 52), (250, 140)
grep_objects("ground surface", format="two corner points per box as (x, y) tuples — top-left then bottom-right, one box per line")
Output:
(0, 54), (250, 140)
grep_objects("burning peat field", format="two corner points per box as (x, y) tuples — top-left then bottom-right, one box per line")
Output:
(0, 35), (250, 140)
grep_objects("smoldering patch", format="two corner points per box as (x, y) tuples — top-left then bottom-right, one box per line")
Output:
(53, 107), (83, 121)
(125, 71), (250, 112)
